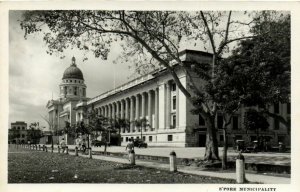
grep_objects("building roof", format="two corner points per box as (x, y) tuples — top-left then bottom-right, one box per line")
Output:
(87, 49), (213, 105)
(62, 57), (84, 80)
(11, 121), (27, 125)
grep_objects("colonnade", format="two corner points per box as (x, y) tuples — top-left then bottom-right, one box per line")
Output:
(94, 80), (180, 134)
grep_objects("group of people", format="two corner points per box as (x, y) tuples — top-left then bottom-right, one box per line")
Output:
(58, 137), (135, 161)
(75, 136), (87, 153)
(58, 136), (88, 153)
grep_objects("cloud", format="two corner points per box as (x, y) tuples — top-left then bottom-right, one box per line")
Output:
(8, 11), (132, 128)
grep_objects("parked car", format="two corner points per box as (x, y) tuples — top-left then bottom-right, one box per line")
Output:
(134, 139), (147, 148)
(92, 140), (110, 147)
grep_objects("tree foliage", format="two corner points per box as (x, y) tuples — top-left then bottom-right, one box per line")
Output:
(20, 10), (290, 160)
(244, 109), (269, 132)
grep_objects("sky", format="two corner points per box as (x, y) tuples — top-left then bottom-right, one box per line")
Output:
(9, 11), (136, 129)
(8, 10), (256, 129)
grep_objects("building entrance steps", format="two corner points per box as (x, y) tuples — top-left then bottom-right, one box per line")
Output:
(46, 145), (290, 184)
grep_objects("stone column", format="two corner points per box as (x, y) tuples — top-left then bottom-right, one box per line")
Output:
(155, 88), (159, 130)
(148, 90), (152, 130)
(166, 82), (171, 129)
(116, 101), (120, 119)
(125, 98), (129, 132)
(135, 95), (140, 119)
(120, 100), (124, 119)
(135, 95), (140, 132)
(130, 97), (134, 132)
(176, 84), (179, 128)
(141, 92), (146, 132)
(105, 105), (108, 117)
(108, 104), (111, 119)
(158, 84), (165, 129)
(112, 103), (115, 120)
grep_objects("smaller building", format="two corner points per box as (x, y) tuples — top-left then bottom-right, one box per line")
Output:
(9, 121), (28, 144)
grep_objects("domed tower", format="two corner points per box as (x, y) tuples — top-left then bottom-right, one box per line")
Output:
(59, 57), (87, 99)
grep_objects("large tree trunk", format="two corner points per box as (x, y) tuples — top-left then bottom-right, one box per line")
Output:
(204, 115), (220, 161)
(51, 134), (54, 150)
(222, 128), (228, 169)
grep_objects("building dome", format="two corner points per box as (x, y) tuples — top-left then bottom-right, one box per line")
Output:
(62, 57), (84, 80)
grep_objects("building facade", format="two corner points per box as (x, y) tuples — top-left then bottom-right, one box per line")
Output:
(46, 57), (89, 144)
(9, 121), (28, 144)
(47, 50), (290, 147)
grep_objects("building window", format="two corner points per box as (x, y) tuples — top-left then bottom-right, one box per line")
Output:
(232, 116), (238, 130)
(172, 96), (176, 110)
(64, 86), (67, 96)
(125, 137), (128, 142)
(142, 136), (146, 141)
(83, 88), (86, 97)
(22, 134), (25, 138)
(149, 136), (152, 142)
(172, 83), (176, 92)
(171, 115), (176, 129)
(22, 127), (25, 130)
(274, 103), (280, 114)
(274, 119), (280, 130)
(199, 114), (205, 126)
(217, 115), (223, 129)
(168, 135), (173, 141)
(70, 80), (72, 83)
(74, 86), (78, 96)
(121, 137), (123, 142)
(287, 103), (291, 114)
(17, 127), (20, 130)
(75, 80), (77, 83)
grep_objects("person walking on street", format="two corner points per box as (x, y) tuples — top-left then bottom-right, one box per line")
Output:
(125, 138), (134, 161)
(60, 138), (67, 153)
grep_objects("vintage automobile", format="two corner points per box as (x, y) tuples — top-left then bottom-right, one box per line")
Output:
(91, 140), (110, 147)
(133, 139), (148, 148)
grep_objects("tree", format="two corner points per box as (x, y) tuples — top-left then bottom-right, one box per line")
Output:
(27, 123), (43, 144)
(244, 109), (269, 138)
(20, 10), (288, 160)
(41, 114), (57, 149)
(133, 117), (149, 141)
(9, 129), (21, 143)
(208, 12), (290, 168)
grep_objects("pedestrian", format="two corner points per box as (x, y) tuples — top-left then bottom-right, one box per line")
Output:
(125, 138), (134, 161)
(75, 136), (82, 150)
(82, 138), (87, 154)
(60, 138), (67, 153)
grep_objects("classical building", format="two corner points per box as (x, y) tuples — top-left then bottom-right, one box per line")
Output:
(46, 57), (89, 144)
(47, 50), (291, 147)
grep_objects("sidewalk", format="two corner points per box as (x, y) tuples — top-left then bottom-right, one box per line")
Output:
(47, 145), (290, 166)
(66, 149), (290, 184)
